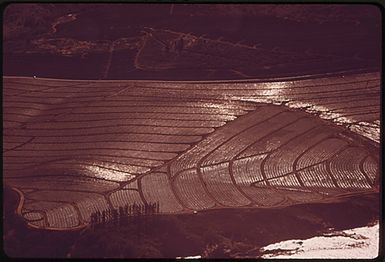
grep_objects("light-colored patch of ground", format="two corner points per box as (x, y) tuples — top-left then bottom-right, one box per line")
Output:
(260, 221), (379, 259)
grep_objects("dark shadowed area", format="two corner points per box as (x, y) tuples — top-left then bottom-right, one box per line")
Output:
(3, 3), (381, 80)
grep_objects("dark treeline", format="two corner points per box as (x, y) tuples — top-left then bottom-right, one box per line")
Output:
(89, 201), (160, 229)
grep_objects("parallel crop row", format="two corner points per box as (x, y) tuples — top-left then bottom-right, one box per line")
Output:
(3, 72), (380, 230)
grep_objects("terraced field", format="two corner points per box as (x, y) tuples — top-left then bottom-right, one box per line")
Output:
(3, 71), (380, 230)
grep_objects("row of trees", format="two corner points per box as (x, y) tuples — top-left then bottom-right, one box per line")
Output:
(89, 202), (160, 229)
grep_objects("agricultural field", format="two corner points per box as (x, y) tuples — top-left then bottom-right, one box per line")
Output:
(3, 71), (380, 231)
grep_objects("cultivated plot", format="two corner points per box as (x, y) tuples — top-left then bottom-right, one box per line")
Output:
(3, 71), (380, 230)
